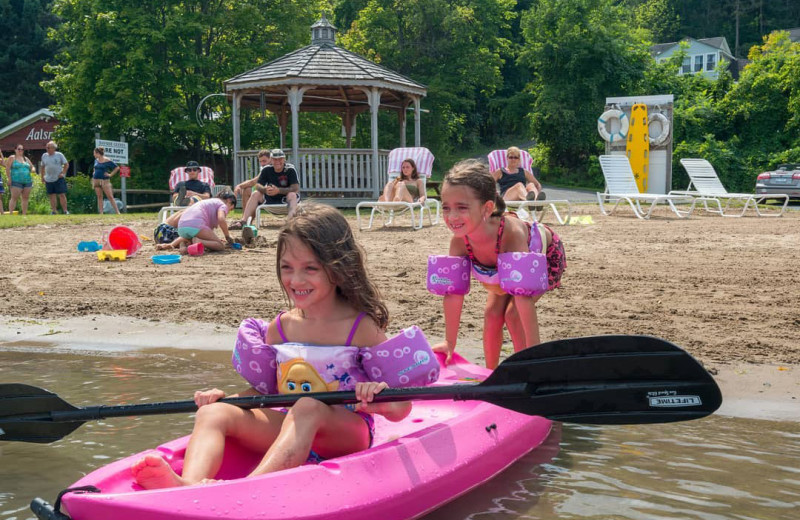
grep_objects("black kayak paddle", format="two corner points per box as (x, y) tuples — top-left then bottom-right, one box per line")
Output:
(0, 335), (722, 444)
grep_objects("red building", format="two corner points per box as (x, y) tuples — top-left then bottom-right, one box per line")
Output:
(0, 109), (71, 172)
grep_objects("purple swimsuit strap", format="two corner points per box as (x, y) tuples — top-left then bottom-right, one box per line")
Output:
(275, 311), (289, 343)
(345, 312), (367, 346)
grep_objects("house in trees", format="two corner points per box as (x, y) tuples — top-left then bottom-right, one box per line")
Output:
(651, 37), (737, 80)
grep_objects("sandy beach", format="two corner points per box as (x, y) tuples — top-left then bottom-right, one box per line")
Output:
(1, 203), (798, 421)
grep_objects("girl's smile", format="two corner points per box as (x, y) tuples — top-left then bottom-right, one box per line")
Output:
(279, 237), (336, 309)
(441, 184), (492, 237)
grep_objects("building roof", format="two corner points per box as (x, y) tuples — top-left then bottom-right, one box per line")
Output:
(651, 37), (733, 59)
(225, 16), (426, 98)
(0, 108), (55, 140)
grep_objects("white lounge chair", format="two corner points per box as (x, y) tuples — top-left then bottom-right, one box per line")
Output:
(670, 158), (789, 217)
(356, 147), (439, 230)
(597, 155), (697, 219)
(487, 149), (572, 225)
(158, 166), (216, 223)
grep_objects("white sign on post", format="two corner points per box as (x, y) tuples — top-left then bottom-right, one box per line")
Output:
(95, 139), (128, 165)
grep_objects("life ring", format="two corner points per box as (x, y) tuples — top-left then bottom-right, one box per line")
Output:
(597, 109), (628, 143)
(648, 112), (671, 146)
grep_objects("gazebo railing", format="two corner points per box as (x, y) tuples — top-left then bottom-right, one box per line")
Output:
(237, 149), (390, 200)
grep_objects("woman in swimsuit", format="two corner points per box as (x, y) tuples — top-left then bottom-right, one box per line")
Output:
(379, 158), (426, 204)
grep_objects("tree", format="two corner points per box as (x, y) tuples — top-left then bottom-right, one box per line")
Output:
(0, 0), (60, 126)
(519, 0), (652, 174)
(339, 0), (516, 155)
(44, 0), (324, 185)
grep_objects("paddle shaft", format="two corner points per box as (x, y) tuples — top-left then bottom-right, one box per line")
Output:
(18, 383), (526, 424)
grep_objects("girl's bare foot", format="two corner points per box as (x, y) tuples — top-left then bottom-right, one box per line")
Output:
(131, 454), (187, 489)
(155, 243), (171, 251)
(179, 243), (189, 255)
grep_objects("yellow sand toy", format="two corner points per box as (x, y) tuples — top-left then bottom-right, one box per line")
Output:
(96, 250), (127, 262)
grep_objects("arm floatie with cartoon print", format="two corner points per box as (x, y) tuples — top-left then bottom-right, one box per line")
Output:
(232, 318), (440, 395)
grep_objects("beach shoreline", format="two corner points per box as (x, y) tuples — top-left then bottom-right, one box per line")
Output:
(2, 313), (796, 422)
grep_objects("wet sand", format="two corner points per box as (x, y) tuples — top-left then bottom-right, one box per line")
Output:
(0, 204), (798, 421)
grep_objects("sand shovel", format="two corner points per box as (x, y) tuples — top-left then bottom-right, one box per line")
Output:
(242, 217), (258, 245)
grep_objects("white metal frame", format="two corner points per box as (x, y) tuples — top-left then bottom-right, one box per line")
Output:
(670, 158), (789, 217)
(598, 155), (698, 219)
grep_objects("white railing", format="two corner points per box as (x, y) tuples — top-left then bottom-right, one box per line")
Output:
(236, 148), (390, 200)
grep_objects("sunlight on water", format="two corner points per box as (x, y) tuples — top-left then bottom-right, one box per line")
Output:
(1, 346), (798, 520)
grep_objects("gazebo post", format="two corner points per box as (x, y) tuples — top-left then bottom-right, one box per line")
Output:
(362, 87), (382, 199)
(413, 96), (422, 147)
(398, 102), (408, 148)
(279, 108), (288, 150)
(287, 86), (308, 166)
(232, 91), (242, 185)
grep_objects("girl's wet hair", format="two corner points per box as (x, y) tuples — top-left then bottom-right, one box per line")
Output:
(217, 192), (237, 205)
(401, 158), (419, 180)
(276, 203), (389, 330)
(444, 159), (505, 216)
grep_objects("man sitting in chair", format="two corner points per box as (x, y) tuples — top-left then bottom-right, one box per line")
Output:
(230, 149), (299, 229)
(173, 161), (212, 206)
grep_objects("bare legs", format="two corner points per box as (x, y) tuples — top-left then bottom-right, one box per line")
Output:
(48, 193), (69, 214)
(8, 187), (32, 215)
(483, 292), (542, 369)
(379, 181), (414, 203)
(131, 398), (370, 489)
(95, 183), (120, 214)
(503, 182), (539, 202)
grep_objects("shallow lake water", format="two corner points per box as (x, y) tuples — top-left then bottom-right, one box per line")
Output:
(0, 344), (798, 520)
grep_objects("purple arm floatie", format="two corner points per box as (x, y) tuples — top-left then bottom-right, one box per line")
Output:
(498, 251), (549, 296)
(427, 255), (471, 295)
(232, 318), (278, 394)
(359, 326), (440, 387)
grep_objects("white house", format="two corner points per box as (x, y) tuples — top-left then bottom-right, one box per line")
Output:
(651, 37), (736, 79)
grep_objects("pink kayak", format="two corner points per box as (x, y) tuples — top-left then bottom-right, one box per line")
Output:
(59, 353), (552, 520)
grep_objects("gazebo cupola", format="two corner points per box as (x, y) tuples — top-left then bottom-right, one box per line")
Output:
(311, 15), (336, 46)
(224, 17), (428, 204)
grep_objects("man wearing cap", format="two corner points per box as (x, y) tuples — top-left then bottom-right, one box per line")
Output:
(230, 149), (299, 229)
(40, 141), (70, 215)
(173, 161), (212, 206)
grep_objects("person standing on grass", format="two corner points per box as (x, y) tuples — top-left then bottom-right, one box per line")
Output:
(5, 144), (35, 215)
(40, 141), (70, 215)
(92, 147), (120, 214)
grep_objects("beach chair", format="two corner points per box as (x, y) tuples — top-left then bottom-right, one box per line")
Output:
(670, 158), (789, 217)
(488, 149), (572, 225)
(597, 155), (697, 219)
(158, 166), (216, 223)
(356, 147), (439, 230)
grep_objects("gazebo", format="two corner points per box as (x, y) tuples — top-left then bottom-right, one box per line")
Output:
(224, 16), (427, 204)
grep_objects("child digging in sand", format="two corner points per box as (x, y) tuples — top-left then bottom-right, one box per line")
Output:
(156, 192), (237, 254)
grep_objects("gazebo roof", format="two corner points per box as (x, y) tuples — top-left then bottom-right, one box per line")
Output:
(224, 16), (426, 112)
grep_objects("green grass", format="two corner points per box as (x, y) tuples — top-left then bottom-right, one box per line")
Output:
(0, 212), (160, 229)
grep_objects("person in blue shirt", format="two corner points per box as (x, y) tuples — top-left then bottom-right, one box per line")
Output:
(92, 147), (120, 214)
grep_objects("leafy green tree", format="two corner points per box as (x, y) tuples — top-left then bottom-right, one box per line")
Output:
(44, 0), (324, 186)
(519, 0), (652, 176)
(0, 0), (60, 126)
(339, 0), (516, 155)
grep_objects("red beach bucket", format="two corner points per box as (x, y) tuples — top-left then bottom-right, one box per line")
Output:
(106, 226), (142, 257)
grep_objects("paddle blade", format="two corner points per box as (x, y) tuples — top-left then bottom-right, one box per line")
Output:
(0, 384), (83, 443)
(481, 335), (722, 424)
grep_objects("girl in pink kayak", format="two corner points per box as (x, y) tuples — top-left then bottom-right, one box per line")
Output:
(430, 159), (566, 369)
(132, 204), (434, 489)
(156, 192), (237, 253)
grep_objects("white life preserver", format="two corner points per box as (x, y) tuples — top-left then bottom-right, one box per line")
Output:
(597, 109), (629, 143)
(648, 112), (671, 146)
